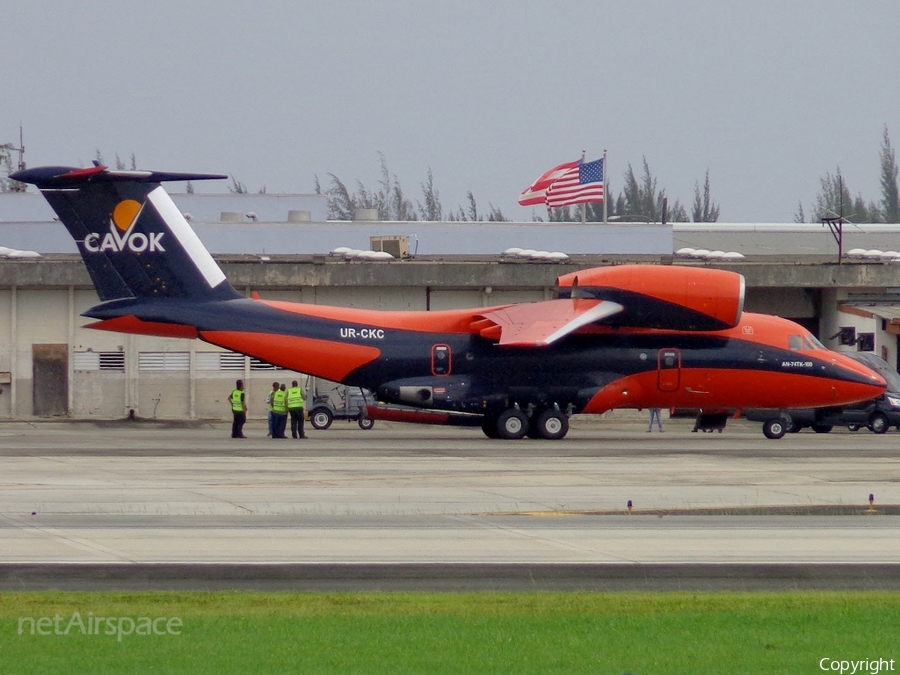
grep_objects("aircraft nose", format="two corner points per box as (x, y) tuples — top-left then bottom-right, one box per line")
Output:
(830, 352), (886, 402)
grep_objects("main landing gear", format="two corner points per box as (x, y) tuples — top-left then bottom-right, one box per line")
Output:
(481, 405), (570, 440)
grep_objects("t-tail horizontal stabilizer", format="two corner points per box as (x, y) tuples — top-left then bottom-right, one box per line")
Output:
(11, 165), (240, 303)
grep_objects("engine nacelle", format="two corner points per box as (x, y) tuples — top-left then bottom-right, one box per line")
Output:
(556, 265), (744, 331)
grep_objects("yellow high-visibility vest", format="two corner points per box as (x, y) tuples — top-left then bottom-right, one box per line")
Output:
(273, 389), (287, 413)
(231, 389), (244, 412)
(287, 387), (305, 408)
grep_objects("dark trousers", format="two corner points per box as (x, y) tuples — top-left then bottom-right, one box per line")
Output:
(274, 412), (288, 438)
(290, 408), (305, 438)
(231, 411), (246, 438)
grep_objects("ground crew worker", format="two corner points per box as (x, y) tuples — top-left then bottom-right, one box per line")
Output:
(287, 379), (307, 439)
(230, 379), (247, 438)
(272, 382), (288, 438)
(265, 381), (279, 437)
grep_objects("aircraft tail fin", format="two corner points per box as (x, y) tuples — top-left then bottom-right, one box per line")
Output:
(11, 165), (240, 302)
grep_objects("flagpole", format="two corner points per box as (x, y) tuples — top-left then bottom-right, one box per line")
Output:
(581, 149), (587, 224)
(602, 148), (608, 224)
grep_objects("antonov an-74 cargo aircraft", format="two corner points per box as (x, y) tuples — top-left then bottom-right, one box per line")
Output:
(12, 164), (885, 440)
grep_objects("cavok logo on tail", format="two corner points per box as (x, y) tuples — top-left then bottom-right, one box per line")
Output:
(83, 199), (165, 253)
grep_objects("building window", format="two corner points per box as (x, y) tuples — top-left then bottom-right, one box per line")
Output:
(73, 351), (125, 372)
(858, 333), (875, 352)
(144, 351), (282, 371)
(838, 327), (856, 346)
(196, 352), (245, 371)
(250, 358), (285, 371)
(138, 352), (190, 371)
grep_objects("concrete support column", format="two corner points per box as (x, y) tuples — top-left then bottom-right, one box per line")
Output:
(125, 334), (139, 416)
(8, 286), (16, 418)
(244, 356), (251, 416)
(189, 341), (196, 419)
(67, 286), (75, 415)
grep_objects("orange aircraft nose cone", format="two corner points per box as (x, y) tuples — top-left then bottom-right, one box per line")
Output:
(830, 352), (886, 404)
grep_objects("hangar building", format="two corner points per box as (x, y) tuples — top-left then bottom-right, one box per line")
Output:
(2, 190), (900, 420)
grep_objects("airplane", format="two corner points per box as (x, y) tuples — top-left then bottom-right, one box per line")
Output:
(11, 164), (886, 440)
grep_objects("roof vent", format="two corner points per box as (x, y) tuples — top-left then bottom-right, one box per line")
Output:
(288, 210), (311, 222)
(353, 208), (379, 222)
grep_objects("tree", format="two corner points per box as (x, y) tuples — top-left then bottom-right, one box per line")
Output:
(813, 168), (851, 221)
(485, 204), (507, 221)
(0, 135), (26, 191)
(620, 157), (687, 222)
(811, 168), (880, 223)
(228, 177), (249, 194)
(691, 170), (720, 222)
(466, 191), (478, 222)
(320, 155), (506, 222)
(0, 144), (13, 192)
(322, 174), (354, 220)
(115, 153), (137, 171)
(799, 126), (898, 222)
(880, 125), (900, 223)
(417, 167), (442, 221)
(320, 155), (416, 221)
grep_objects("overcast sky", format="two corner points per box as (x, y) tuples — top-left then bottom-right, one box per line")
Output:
(4, 1), (899, 222)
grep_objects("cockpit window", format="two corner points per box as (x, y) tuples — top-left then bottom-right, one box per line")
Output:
(805, 334), (825, 350)
(789, 334), (826, 351)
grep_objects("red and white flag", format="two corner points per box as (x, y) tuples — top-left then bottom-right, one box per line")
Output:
(517, 159), (580, 206)
(545, 158), (604, 209)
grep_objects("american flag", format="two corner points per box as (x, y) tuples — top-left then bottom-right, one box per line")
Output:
(517, 159), (581, 206)
(545, 158), (604, 209)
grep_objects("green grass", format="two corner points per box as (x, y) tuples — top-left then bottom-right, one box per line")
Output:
(1, 591), (898, 674)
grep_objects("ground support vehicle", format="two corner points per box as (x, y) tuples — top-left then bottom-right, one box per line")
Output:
(309, 385), (375, 431)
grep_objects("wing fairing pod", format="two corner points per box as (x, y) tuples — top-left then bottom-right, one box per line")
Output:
(556, 265), (745, 331)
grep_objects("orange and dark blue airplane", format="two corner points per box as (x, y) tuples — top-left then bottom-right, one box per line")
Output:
(12, 164), (886, 440)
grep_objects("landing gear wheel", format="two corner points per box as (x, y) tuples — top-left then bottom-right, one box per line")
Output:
(811, 424), (833, 434)
(310, 407), (334, 430)
(787, 421), (802, 433)
(358, 416), (375, 430)
(762, 418), (787, 440)
(847, 424), (861, 432)
(496, 409), (529, 440)
(535, 409), (569, 440)
(481, 416), (500, 439)
(868, 412), (889, 434)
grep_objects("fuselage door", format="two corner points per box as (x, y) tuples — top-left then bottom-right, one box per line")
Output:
(657, 348), (681, 392)
(432, 344), (452, 376)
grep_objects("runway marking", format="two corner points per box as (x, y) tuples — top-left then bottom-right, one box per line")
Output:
(0, 514), (136, 563)
(455, 515), (637, 563)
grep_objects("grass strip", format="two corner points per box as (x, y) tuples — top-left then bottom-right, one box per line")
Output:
(1, 591), (897, 674)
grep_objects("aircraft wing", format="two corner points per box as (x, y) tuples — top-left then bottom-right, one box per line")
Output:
(479, 298), (623, 347)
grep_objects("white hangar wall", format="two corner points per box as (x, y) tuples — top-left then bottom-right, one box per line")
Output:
(0, 282), (556, 420)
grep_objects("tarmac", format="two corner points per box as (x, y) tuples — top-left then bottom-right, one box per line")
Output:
(1, 414), (898, 590)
